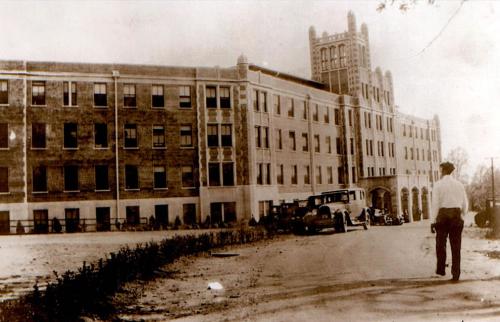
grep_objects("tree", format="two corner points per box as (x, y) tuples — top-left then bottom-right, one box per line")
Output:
(468, 165), (500, 211)
(445, 147), (469, 183)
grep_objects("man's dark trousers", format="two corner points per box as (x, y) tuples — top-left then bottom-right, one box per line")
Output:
(435, 208), (464, 279)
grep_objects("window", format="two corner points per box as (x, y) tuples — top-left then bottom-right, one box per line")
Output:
(220, 87), (230, 108)
(277, 164), (284, 185)
(405, 147), (408, 159)
(334, 108), (340, 125)
(222, 162), (234, 186)
(32, 123), (46, 149)
(154, 166), (167, 189)
(304, 165), (310, 185)
(348, 110), (353, 127)
(329, 46), (336, 68)
(180, 125), (193, 147)
(64, 165), (79, 191)
(94, 123), (108, 148)
(0, 123), (7, 148)
(221, 124), (232, 147)
(126, 206), (140, 226)
(327, 166), (333, 184)
(314, 135), (320, 153)
(262, 127), (269, 148)
(125, 165), (139, 190)
(33, 209), (49, 233)
(321, 48), (327, 70)
(302, 133), (309, 152)
(338, 166), (345, 184)
(152, 85), (164, 108)
(273, 95), (280, 115)
(123, 84), (136, 107)
(96, 207), (111, 232)
(0, 80), (7, 104)
(124, 124), (138, 148)
(326, 136), (332, 154)
(265, 163), (271, 185)
(312, 104), (318, 121)
(303, 101), (309, 120)
(350, 138), (354, 155)
(65, 208), (80, 233)
(255, 126), (261, 148)
(63, 82), (77, 106)
(182, 166), (195, 188)
(33, 166), (47, 192)
(260, 91), (268, 112)
(209, 163), (220, 186)
(183, 204), (196, 225)
(339, 45), (346, 67)
(0, 167), (8, 193)
(32, 82), (46, 105)
(179, 86), (191, 108)
(291, 165), (297, 185)
(95, 165), (109, 191)
(336, 137), (342, 155)
(207, 124), (218, 147)
(252, 89), (259, 111)
(152, 125), (165, 148)
(206, 86), (217, 108)
(94, 83), (107, 107)
(256, 163), (263, 185)
(411, 148), (414, 160)
(316, 166), (322, 185)
(289, 131), (296, 151)
(276, 129), (282, 150)
(287, 97), (294, 117)
(324, 106), (330, 123)
(63, 123), (78, 149)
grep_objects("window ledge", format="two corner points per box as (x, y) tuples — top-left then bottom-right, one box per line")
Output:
(181, 187), (197, 190)
(32, 191), (48, 194)
(0, 192), (11, 195)
(123, 147), (139, 150)
(0, 104), (9, 107)
(63, 147), (79, 150)
(95, 189), (111, 192)
(0, 148), (9, 151)
(63, 105), (79, 108)
(151, 106), (165, 109)
(124, 188), (140, 192)
(93, 106), (108, 109)
(94, 147), (110, 150)
(31, 147), (47, 150)
(152, 147), (167, 150)
(64, 190), (80, 193)
(153, 188), (168, 191)
(31, 105), (47, 107)
(123, 106), (137, 109)
(180, 146), (195, 150)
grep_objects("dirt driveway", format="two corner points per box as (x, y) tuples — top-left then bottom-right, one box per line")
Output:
(115, 221), (500, 322)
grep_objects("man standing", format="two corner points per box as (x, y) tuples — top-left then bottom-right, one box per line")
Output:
(431, 161), (469, 281)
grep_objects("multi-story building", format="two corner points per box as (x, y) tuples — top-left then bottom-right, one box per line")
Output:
(0, 12), (441, 233)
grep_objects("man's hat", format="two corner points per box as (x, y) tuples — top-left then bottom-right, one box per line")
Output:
(439, 161), (455, 173)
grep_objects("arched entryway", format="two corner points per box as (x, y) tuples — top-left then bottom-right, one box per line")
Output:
(412, 187), (420, 221)
(422, 187), (429, 219)
(401, 188), (409, 217)
(370, 187), (392, 213)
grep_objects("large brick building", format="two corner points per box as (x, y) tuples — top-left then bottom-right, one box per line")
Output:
(0, 12), (441, 233)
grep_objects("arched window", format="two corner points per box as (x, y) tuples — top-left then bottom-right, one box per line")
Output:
(320, 48), (328, 70)
(329, 46), (336, 68)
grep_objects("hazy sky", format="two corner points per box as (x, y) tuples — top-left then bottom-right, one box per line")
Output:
(0, 0), (498, 177)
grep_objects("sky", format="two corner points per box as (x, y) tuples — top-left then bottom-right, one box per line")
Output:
(0, 0), (498, 178)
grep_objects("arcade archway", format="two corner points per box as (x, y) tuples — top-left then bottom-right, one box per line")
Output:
(412, 187), (420, 221)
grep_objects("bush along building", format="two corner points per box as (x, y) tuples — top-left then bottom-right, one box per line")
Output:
(0, 12), (441, 233)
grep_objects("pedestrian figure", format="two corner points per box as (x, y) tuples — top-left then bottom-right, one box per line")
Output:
(430, 161), (468, 281)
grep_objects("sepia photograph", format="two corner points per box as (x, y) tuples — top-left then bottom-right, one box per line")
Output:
(0, 0), (499, 321)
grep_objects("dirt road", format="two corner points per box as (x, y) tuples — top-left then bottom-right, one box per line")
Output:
(115, 221), (500, 322)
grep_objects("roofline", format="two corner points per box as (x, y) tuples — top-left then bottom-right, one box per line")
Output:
(249, 64), (327, 90)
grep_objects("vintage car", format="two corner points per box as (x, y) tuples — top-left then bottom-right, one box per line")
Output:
(475, 198), (499, 228)
(295, 188), (370, 234)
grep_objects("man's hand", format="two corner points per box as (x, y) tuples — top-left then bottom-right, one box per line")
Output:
(430, 223), (436, 234)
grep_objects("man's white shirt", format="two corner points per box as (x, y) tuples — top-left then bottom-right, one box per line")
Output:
(430, 175), (468, 223)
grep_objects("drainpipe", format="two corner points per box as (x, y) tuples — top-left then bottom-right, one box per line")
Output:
(112, 70), (120, 224)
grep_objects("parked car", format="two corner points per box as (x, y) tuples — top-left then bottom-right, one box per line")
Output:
(294, 188), (370, 234)
(388, 213), (404, 225)
(369, 208), (390, 226)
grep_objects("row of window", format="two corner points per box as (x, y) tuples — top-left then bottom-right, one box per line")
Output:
(269, 164), (353, 186)
(363, 111), (394, 132)
(402, 124), (437, 141)
(255, 92), (353, 126)
(361, 83), (391, 105)
(0, 80), (194, 109)
(364, 140), (395, 158)
(365, 167), (396, 177)
(207, 124), (233, 147)
(319, 45), (347, 70)
(271, 129), (353, 155)
(14, 123), (195, 150)
(28, 165), (196, 193)
(404, 147), (439, 162)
